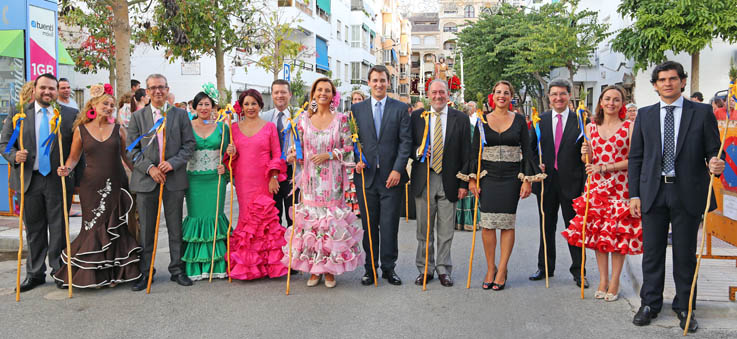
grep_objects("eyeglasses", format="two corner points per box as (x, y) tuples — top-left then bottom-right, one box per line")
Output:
(147, 86), (169, 92)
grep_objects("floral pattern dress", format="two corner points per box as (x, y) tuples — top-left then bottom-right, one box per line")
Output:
(281, 112), (365, 275)
(562, 120), (643, 255)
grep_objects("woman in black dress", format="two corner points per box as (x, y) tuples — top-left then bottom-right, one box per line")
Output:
(465, 81), (543, 290)
(53, 85), (141, 288)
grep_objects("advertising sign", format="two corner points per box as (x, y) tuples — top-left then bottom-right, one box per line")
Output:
(28, 5), (57, 79)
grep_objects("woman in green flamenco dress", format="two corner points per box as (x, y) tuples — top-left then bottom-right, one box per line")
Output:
(181, 85), (231, 280)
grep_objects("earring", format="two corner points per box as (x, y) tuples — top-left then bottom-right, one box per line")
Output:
(87, 109), (97, 119)
(310, 100), (318, 112)
(329, 102), (336, 112)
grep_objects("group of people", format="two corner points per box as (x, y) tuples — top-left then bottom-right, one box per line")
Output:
(3, 60), (727, 333)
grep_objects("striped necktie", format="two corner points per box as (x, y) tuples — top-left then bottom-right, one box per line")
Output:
(431, 111), (444, 173)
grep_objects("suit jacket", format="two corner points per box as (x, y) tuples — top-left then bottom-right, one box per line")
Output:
(0, 102), (77, 193)
(530, 110), (586, 201)
(351, 97), (412, 188)
(409, 107), (470, 202)
(628, 99), (720, 216)
(126, 105), (196, 193)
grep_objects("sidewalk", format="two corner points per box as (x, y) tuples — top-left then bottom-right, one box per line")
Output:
(0, 204), (83, 252)
(623, 228), (737, 328)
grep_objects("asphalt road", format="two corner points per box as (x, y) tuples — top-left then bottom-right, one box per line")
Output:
(1, 197), (734, 338)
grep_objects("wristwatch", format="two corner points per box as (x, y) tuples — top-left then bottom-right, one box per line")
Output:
(328, 152), (334, 160)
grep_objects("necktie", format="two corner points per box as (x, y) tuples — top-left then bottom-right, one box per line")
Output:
(431, 111), (444, 173)
(38, 107), (51, 176)
(277, 111), (285, 150)
(554, 113), (563, 170)
(154, 108), (164, 163)
(663, 105), (676, 175)
(374, 101), (383, 139)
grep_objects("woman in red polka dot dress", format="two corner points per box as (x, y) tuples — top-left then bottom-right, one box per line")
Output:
(562, 85), (642, 302)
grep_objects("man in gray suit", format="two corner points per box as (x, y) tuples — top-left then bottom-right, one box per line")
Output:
(127, 74), (196, 291)
(352, 65), (412, 286)
(261, 79), (298, 226)
(0, 73), (77, 292)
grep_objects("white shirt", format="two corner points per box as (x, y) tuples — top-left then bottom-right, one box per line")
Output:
(34, 101), (50, 171)
(430, 105), (448, 146)
(59, 97), (78, 110)
(370, 95), (388, 122)
(551, 107), (570, 140)
(659, 95), (684, 176)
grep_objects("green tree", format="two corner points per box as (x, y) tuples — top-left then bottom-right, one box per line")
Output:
(251, 10), (311, 81)
(139, 0), (265, 98)
(612, 0), (737, 93)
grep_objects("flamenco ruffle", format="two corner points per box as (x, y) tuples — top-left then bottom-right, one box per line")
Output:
(562, 179), (643, 255)
(53, 189), (142, 288)
(229, 195), (288, 280)
(182, 213), (230, 281)
(267, 157), (287, 182)
(282, 203), (365, 275)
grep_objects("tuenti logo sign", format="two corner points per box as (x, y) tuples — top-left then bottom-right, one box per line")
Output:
(30, 19), (54, 37)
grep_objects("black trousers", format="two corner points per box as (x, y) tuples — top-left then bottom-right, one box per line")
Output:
(640, 182), (700, 313)
(535, 171), (585, 277)
(22, 171), (73, 279)
(356, 173), (402, 273)
(274, 164), (298, 226)
(137, 188), (185, 276)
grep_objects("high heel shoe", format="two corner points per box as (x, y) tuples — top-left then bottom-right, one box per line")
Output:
(604, 292), (619, 302)
(482, 269), (497, 290)
(307, 274), (321, 287)
(491, 270), (507, 291)
(594, 290), (607, 299)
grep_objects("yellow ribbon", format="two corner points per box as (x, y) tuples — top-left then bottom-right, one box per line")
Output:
(348, 111), (359, 143)
(12, 112), (26, 129)
(416, 111), (432, 158)
(730, 81), (737, 100)
(532, 107), (540, 126)
(50, 107), (61, 135)
(284, 101), (309, 137)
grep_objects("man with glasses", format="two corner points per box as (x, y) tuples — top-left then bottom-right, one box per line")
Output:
(127, 74), (196, 291)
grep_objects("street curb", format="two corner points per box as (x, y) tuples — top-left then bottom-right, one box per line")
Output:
(0, 236), (25, 253)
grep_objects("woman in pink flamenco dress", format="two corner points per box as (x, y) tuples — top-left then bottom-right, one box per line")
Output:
(283, 78), (364, 288)
(562, 85), (642, 302)
(226, 89), (288, 280)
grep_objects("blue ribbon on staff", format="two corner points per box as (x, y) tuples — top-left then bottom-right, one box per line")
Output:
(40, 111), (62, 156)
(476, 113), (488, 151)
(280, 119), (303, 161)
(576, 105), (589, 142)
(126, 117), (166, 161)
(4, 113), (25, 154)
(531, 108), (542, 157)
(420, 118), (432, 163)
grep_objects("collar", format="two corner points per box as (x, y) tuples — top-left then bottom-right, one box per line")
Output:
(552, 107), (569, 116)
(431, 105), (448, 115)
(371, 95), (388, 108)
(275, 106), (289, 115)
(35, 101), (50, 114)
(659, 95), (684, 109)
(152, 103), (168, 113)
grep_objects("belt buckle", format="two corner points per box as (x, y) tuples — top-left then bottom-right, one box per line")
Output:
(664, 176), (675, 184)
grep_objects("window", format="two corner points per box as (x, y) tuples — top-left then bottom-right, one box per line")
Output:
(345, 64), (349, 82)
(362, 27), (369, 50)
(344, 25), (349, 43)
(443, 41), (456, 51)
(278, 0), (292, 6)
(481, 7), (493, 15)
(443, 23), (457, 33)
(336, 60), (341, 79)
(337, 20), (341, 38)
(351, 25), (361, 48)
(369, 32), (375, 50)
(351, 62), (361, 83)
(423, 36), (436, 47)
(411, 36), (421, 46)
(315, 36), (329, 72)
(443, 7), (458, 14)
(464, 5), (475, 18)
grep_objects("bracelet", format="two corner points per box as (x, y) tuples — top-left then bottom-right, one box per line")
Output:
(328, 152), (333, 160)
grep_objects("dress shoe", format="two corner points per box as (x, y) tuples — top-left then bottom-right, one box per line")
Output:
(529, 270), (552, 281)
(632, 306), (658, 326)
(55, 279), (65, 289)
(438, 274), (453, 287)
(324, 276), (336, 288)
(307, 274), (321, 287)
(360, 271), (375, 286)
(170, 274), (193, 286)
(594, 290), (606, 299)
(17, 277), (45, 293)
(382, 269), (402, 285)
(414, 273), (434, 286)
(676, 311), (698, 333)
(604, 292), (619, 302)
(574, 276), (590, 289)
(131, 276), (151, 291)
(491, 271), (507, 291)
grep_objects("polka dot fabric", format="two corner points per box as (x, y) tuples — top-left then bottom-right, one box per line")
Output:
(562, 120), (643, 255)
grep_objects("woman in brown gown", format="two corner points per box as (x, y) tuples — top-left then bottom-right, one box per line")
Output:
(53, 85), (142, 288)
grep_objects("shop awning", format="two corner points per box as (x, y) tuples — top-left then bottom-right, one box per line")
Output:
(58, 39), (74, 65)
(0, 30), (23, 58)
(317, 0), (331, 16)
(315, 36), (329, 71)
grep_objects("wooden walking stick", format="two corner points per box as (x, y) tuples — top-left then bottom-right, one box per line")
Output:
(422, 154), (431, 291)
(208, 120), (227, 282)
(531, 108), (549, 288)
(12, 103), (26, 302)
(405, 183), (409, 222)
(52, 106), (73, 297)
(466, 118), (484, 289)
(225, 109), (235, 283)
(683, 82), (736, 335)
(146, 119), (167, 294)
(576, 104), (590, 299)
(358, 146), (378, 287)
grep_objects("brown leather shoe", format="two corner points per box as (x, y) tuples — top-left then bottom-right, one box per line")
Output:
(414, 273), (434, 285)
(438, 274), (454, 287)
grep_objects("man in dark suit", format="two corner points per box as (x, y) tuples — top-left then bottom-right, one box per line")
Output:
(410, 79), (469, 287)
(353, 65), (412, 286)
(127, 74), (196, 291)
(630, 61), (724, 332)
(0, 73), (77, 292)
(529, 78), (588, 288)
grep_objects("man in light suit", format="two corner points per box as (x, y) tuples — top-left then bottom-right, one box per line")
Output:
(261, 79), (298, 226)
(410, 79), (469, 287)
(127, 74), (196, 291)
(353, 65), (412, 286)
(630, 61), (724, 332)
(0, 73), (77, 292)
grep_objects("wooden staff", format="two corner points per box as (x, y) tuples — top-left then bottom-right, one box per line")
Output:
(358, 146), (378, 287)
(539, 152), (549, 289)
(208, 122), (227, 282)
(226, 115), (235, 283)
(405, 183), (409, 222)
(422, 155), (431, 291)
(465, 126), (483, 289)
(146, 120), (166, 294)
(56, 114), (73, 297)
(15, 116), (25, 302)
(683, 91), (733, 335)
(285, 133), (297, 295)
(579, 158), (591, 299)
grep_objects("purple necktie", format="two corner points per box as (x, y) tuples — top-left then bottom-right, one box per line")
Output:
(554, 113), (563, 170)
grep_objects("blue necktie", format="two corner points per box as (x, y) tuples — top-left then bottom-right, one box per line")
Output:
(374, 101), (383, 139)
(39, 107), (51, 176)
